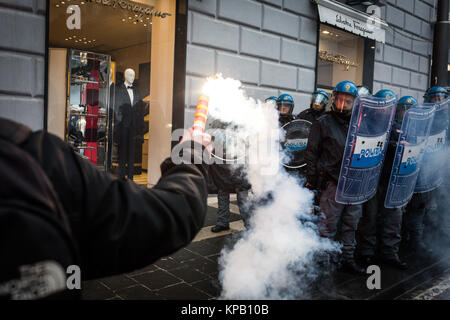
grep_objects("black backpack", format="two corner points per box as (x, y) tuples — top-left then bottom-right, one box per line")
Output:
(0, 119), (80, 299)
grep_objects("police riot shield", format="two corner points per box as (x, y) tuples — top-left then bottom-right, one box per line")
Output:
(281, 119), (312, 169)
(415, 98), (449, 193)
(207, 119), (247, 165)
(442, 98), (450, 188)
(384, 105), (435, 208)
(335, 96), (397, 204)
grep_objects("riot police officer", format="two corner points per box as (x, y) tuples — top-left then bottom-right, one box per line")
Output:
(424, 86), (448, 103)
(296, 90), (329, 123)
(358, 93), (414, 270)
(405, 86), (449, 254)
(305, 80), (365, 274)
(428, 86), (450, 249)
(277, 94), (295, 126)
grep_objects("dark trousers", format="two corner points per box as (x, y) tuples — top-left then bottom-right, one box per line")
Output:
(217, 189), (251, 229)
(404, 191), (434, 242)
(436, 186), (450, 232)
(403, 189), (447, 248)
(358, 184), (402, 259)
(118, 126), (136, 180)
(318, 181), (363, 261)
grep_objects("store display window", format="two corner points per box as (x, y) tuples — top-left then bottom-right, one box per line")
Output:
(47, 0), (172, 184)
(317, 24), (365, 95)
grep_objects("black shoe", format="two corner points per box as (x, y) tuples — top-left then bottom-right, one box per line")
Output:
(341, 259), (366, 275)
(381, 257), (408, 270)
(211, 225), (230, 233)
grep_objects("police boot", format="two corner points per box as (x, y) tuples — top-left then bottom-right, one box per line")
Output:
(341, 259), (365, 275)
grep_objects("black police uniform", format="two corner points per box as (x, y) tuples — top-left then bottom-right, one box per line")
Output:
(305, 111), (363, 263)
(296, 108), (324, 124)
(279, 114), (295, 127)
(358, 122), (407, 268)
(296, 108), (324, 176)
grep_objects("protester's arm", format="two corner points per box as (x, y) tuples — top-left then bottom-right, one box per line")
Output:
(24, 130), (211, 280)
(304, 121), (322, 189)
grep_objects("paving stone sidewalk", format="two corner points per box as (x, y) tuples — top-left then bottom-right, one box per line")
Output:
(82, 197), (450, 300)
(82, 197), (242, 300)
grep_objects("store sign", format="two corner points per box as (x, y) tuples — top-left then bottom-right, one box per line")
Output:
(318, 4), (386, 43)
(85, 0), (172, 18)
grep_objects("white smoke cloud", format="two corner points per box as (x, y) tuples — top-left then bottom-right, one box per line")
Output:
(415, 98), (450, 257)
(202, 76), (340, 299)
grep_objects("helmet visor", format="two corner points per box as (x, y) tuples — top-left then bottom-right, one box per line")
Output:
(266, 99), (277, 107)
(428, 94), (447, 103)
(311, 94), (327, 105)
(334, 93), (355, 113)
(394, 104), (410, 123)
(277, 103), (292, 115)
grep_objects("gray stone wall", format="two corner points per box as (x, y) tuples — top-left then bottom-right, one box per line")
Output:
(374, 0), (436, 101)
(0, 0), (440, 131)
(0, 0), (46, 130)
(185, 0), (319, 126)
(185, 0), (438, 128)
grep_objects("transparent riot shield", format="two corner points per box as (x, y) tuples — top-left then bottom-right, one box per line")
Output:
(415, 98), (449, 193)
(335, 96), (397, 204)
(281, 119), (312, 169)
(384, 105), (435, 208)
(206, 118), (247, 165)
(442, 98), (450, 188)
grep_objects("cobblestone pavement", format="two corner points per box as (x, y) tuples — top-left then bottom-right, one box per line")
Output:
(82, 196), (450, 300)
(82, 195), (242, 300)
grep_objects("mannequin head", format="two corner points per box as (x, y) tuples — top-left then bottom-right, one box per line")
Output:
(124, 68), (135, 86)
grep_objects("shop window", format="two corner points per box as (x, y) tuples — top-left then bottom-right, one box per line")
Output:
(47, 0), (168, 184)
(317, 24), (365, 93)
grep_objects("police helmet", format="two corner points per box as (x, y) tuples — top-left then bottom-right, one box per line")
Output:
(374, 89), (396, 100)
(277, 93), (294, 115)
(265, 96), (278, 103)
(332, 81), (358, 116)
(424, 86), (448, 103)
(357, 86), (371, 97)
(311, 90), (329, 111)
(395, 96), (418, 123)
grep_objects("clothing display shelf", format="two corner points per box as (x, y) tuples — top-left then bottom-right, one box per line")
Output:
(65, 49), (111, 170)
(70, 111), (108, 118)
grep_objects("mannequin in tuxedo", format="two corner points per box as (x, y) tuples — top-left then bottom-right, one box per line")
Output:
(112, 68), (144, 180)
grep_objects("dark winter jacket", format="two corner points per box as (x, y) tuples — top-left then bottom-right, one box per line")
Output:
(296, 108), (324, 124)
(304, 111), (350, 188)
(379, 122), (401, 186)
(208, 163), (251, 193)
(207, 119), (251, 193)
(279, 114), (295, 127)
(0, 118), (209, 283)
